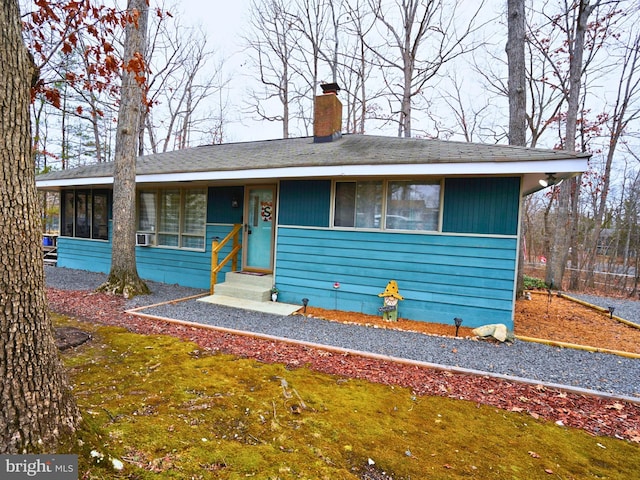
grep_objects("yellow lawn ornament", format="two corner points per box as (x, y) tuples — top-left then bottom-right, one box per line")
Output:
(378, 280), (403, 321)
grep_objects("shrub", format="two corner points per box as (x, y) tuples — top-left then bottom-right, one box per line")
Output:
(524, 274), (547, 290)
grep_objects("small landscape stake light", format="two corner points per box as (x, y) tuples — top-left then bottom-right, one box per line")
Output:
(608, 306), (615, 319)
(302, 298), (309, 314)
(454, 317), (463, 337)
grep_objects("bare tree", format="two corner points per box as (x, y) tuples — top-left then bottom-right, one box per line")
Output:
(543, 0), (605, 289)
(582, 25), (640, 287)
(145, 28), (228, 151)
(98, 0), (150, 297)
(340, 0), (378, 133)
(507, 0), (527, 298)
(244, 0), (302, 138)
(365, 0), (484, 138)
(507, 0), (526, 146)
(1, 0), (81, 452)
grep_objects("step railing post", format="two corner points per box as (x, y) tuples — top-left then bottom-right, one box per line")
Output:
(210, 224), (243, 295)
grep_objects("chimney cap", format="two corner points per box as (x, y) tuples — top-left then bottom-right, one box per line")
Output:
(320, 83), (341, 94)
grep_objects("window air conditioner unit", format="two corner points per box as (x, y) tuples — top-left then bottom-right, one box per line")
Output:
(136, 233), (151, 247)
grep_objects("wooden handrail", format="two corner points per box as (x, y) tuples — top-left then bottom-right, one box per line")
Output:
(210, 224), (243, 294)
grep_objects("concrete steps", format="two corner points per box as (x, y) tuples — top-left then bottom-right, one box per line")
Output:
(214, 271), (273, 302)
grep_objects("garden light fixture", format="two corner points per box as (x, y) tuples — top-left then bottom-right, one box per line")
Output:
(454, 317), (463, 337)
(302, 298), (309, 314)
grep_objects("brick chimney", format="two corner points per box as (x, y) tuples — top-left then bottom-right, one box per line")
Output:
(314, 83), (342, 143)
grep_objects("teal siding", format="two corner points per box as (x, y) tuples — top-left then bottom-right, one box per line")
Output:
(443, 177), (520, 235)
(57, 224), (239, 290)
(275, 227), (517, 328)
(207, 186), (244, 224)
(279, 180), (331, 227)
(57, 237), (112, 273)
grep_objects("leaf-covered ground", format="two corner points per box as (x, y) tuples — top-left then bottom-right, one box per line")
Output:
(54, 312), (640, 479)
(48, 287), (640, 446)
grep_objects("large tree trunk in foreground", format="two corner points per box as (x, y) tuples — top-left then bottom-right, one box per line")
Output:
(98, 0), (150, 298)
(0, 0), (80, 453)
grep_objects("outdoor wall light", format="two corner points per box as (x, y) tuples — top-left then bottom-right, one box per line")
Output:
(454, 317), (463, 337)
(539, 173), (557, 187)
(539, 173), (564, 188)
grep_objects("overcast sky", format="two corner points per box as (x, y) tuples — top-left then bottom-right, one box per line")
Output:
(176, 0), (284, 142)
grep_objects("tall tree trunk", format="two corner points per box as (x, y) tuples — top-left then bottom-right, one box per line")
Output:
(546, 0), (597, 290)
(98, 0), (150, 297)
(0, 0), (80, 453)
(507, 0), (526, 147)
(507, 0), (527, 297)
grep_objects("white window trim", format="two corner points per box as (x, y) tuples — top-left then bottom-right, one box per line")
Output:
(137, 188), (207, 251)
(331, 178), (443, 233)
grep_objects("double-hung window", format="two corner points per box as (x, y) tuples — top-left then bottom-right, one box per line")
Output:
(137, 188), (206, 250)
(333, 180), (441, 232)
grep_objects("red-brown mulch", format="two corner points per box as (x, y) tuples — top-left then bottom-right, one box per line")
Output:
(47, 287), (640, 443)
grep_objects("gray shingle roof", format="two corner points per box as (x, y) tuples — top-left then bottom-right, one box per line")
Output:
(36, 133), (590, 182)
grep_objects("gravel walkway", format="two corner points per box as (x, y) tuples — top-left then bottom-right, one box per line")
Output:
(568, 293), (640, 326)
(45, 266), (640, 400)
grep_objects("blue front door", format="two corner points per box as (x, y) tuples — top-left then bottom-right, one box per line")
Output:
(243, 185), (276, 271)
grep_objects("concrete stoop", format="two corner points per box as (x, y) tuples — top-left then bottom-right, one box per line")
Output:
(211, 271), (274, 303)
(199, 271), (300, 315)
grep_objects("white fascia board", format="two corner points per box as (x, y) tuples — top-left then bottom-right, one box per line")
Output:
(36, 157), (588, 188)
(137, 158), (589, 183)
(36, 177), (114, 188)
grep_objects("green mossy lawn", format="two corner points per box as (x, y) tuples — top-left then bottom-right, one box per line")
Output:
(55, 314), (639, 479)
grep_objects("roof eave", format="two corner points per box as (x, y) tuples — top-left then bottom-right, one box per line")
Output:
(36, 157), (589, 189)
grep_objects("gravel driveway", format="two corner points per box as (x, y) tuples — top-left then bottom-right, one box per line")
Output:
(45, 266), (640, 400)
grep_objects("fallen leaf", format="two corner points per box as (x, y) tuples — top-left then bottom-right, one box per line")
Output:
(606, 402), (624, 411)
(545, 468), (554, 474)
(528, 451), (541, 458)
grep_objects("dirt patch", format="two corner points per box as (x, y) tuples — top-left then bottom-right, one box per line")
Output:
(515, 292), (640, 354)
(300, 307), (476, 338)
(54, 326), (91, 350)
